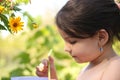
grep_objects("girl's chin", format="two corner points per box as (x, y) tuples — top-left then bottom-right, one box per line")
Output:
(73, 57), (82, 63)
(73, 57), (89, 63)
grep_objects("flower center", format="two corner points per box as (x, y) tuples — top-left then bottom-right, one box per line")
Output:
(13, 23), (18, 27)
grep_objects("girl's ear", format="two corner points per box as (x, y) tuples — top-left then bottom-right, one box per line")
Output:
(97, 29), (109, 46)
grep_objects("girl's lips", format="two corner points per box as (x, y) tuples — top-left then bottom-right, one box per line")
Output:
(72, 56), (77, 58)
(72, 56), (79, 61)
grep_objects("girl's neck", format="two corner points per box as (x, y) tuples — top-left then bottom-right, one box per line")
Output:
(90, 44), (117, 66)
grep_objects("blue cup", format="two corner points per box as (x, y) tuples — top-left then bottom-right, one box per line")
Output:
(11, 76), (48, 80)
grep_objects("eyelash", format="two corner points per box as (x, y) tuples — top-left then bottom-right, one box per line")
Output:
(69, 41), (77, 44)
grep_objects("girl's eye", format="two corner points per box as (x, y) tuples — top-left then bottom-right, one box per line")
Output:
(69, 41), (77, 44)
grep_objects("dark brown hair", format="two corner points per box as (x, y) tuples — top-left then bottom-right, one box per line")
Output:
(56, 0), (120, 43)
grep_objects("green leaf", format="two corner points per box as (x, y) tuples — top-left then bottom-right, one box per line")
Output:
(10, 68), (24, 76)
(33, 30), (43, 39)
(0, 14), (12, 33)
(1, 77), (9, 80)
(13, 6), (21, 11)
(65, 73), (72, 80)
(10, 13), (15, 17)
(15, 52), (31, 64)
(0, 14), (8, 24)
(25, 66), (32, 73)
(16, 0), (30, 4)
(46, 25), (54, 35)
(0, 24), (7, 30)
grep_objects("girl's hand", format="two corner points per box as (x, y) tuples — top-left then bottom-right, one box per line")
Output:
(36, 59), (48, 77)
(36, 56), (58, 80)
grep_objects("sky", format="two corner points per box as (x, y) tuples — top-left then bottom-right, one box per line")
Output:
(21, 0), (68, 16)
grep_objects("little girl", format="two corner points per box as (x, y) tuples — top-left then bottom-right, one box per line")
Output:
(36, 0), (120, 80)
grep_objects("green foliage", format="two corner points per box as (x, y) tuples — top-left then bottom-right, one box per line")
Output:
(23, 12), (42, 30)
(0, 24), (7, 30)
(10, 68), (25, 76)
(113, 41), (120, 55)
(15, 52), (31, 64)
(15, 0), (30, 4)
(0, 14), (11, 32)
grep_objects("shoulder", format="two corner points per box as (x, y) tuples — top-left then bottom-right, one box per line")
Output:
(102, 56), (120, 80)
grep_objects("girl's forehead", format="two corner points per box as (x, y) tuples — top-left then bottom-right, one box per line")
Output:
(57, 28), (70, 39)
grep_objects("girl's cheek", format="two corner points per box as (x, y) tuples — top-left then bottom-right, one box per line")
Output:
(74, 45), (98, 56)
(73, 40), (98, 55)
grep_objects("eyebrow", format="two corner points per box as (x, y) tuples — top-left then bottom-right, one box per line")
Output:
(64, 36), (70, 39)
(64, 36), (76, 40)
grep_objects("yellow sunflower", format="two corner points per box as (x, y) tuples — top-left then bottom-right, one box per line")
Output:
(0, 5), (4, 14)
(9, 16), (24, 33)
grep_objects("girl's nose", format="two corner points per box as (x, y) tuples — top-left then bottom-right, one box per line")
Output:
(64, 43), (72, 53)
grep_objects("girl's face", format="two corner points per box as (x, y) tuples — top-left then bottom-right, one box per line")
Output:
(58, 28), (101, 63)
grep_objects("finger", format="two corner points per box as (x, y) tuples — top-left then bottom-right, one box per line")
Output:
(38, 59), (48, 72)
(36, 66), (47, 72)
(36, 66), (48, 77)
(36, 69), (48, 77)
(49, 56), (54, 64)
(42, 59), (48, 67)
(48, 56), (58, 79)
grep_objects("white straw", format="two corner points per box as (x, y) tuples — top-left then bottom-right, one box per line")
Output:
(48, 49), (53, 56)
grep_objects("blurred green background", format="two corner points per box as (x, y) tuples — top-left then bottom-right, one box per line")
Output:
(0, 0), (120, 80)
